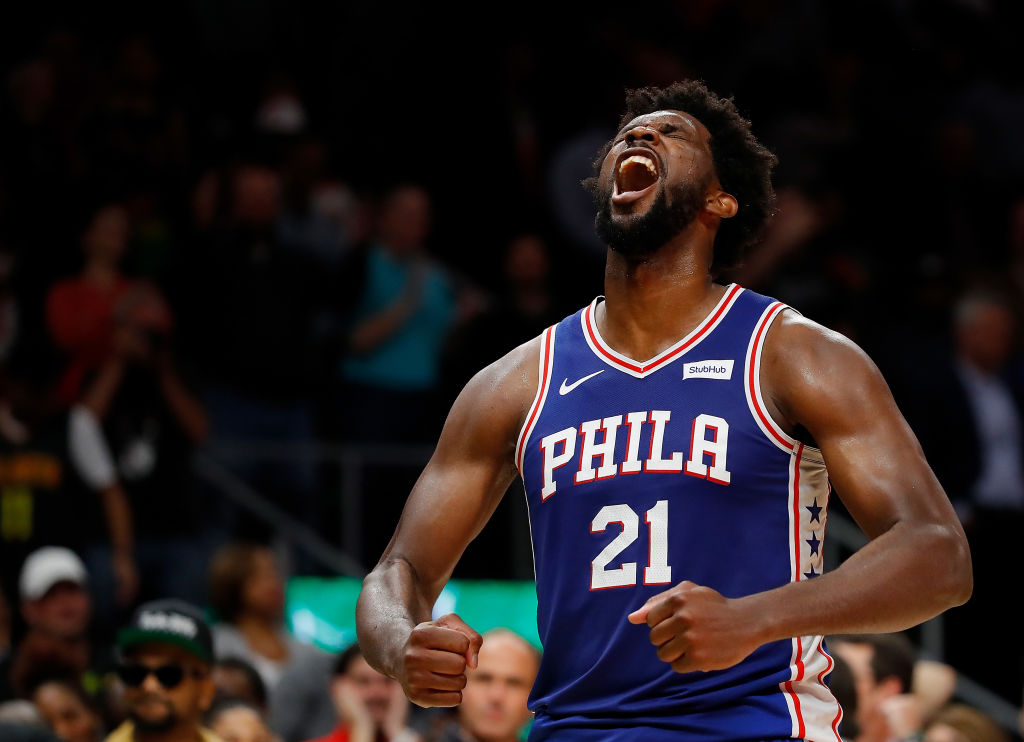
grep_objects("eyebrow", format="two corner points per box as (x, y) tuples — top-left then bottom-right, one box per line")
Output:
(617, 116), (697, 137)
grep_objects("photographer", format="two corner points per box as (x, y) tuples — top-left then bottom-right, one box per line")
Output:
(68, 264), (211, 632)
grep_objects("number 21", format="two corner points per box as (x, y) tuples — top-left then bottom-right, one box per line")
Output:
(590, 500), (671, 590)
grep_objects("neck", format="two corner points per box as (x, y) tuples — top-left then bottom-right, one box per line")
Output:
(459, 724), (518, 742)
(235, 612), (278, 636)
(958, 350), (1002, 377)
(131, 720), (202, 742)
(83, 261), (119, 287)
(235, 613), (287, 658)
(599, 234), (720, 360)
(31, 627), (88, 647)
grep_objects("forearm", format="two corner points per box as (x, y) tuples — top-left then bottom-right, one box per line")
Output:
(99, 484), (135, 557)
(79, 359), (125, 418)
(159, 369), (210, 443)
(349, 299), (416, 354)
(356, 557), (437, 679)
(745, 521), (971, 644)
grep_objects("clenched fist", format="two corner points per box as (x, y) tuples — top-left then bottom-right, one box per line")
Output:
(399, 613), (483, 707)
(628, 580), (762, 673)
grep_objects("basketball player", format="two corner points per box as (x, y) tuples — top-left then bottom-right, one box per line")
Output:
(355, 80), (973, 741)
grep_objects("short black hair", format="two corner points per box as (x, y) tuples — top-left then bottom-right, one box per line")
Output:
(204, 695), (265, 727)
(584, 79), (778, 273)
(333, 643), (363, 676)
(831, 632), (917, 692)
(213, 656), (267, 710)
(828, 652), (859, 740)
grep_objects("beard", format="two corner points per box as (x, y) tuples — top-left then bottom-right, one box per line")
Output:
(595, 177), (708, 259)
(128, 700), (179, 733)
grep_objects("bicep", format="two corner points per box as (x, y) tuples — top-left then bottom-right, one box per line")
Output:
(766, 316), (960, 539)
(377, 347), (535, 598)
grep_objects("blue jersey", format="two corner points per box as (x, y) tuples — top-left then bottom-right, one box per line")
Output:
(516, 285), (841, 742)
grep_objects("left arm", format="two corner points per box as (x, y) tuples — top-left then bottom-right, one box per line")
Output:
(67, 405), (139, 606)
(630, 310), (972, 672)
(156, 357), (210, 444)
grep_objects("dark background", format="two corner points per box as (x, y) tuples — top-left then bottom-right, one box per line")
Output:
(3, 0), (1024, 730)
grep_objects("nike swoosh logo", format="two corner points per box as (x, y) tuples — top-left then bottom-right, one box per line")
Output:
(559, 370), (605, 395)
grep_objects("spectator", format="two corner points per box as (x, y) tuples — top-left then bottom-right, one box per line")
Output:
(829, 651), (859, 742)
(303, 643), (419, 742)
(189, 164), (323, 552)
(0, 697), (47, 726)
(829, 633), (921, 742)
(435, 629), (538, 742)
(30, 677), (105, 742)
(0, 710), (65, 742)
(211, 659), (267, 717)
(336, 184), (461, 445)
(441, 231), (573, 397)
(45, 203), (172, 406)
(103, 598), (221, 742)
(276, 136), (352, 268)
(914, 660), (959, 729)
(207, 544), (332, 711)
(71, 270), (212, 628)
(205, 697), (280, 742)
(0, 341), (137, 626)
(924, 703), (1010, 742)
(328, 184), (478, 566)
(2, 548), (106, 704)
(898, 287), (1024, 702)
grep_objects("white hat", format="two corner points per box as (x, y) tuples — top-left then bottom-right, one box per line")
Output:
(19, 546), (88, 600)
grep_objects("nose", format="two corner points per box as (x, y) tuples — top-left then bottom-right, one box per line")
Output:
(140, 672), (164, 694)
(624, 125), (660, 146)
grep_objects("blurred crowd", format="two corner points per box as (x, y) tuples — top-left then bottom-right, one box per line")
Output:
(0, 546), (1018, 742)
(0, 543), (1019, 742)
(0, 544), (542, 742)
(1, 0), (1024, 740)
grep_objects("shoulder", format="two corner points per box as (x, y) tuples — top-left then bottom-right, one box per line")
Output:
(211, 623), (246, 648)
(763, 309), (876, 377)
(200, 726), (228, 742)
(45, 278), (80, 304)
(455, 332), (546, 422)
(286, 635), (334, 664)
(435, 331), (550, 460)
(760, 309), (898, 430)
(101, 721), (135, 742)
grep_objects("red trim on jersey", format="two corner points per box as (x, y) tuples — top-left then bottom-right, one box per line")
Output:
(583, 284), (743, 376)
(816, 639), (843, 742)
(747, 302), (795, 451)
(785, 443), (807, 739)
(788, 636), (807, 738)
(785, 675), (806, 739)
(516, 326), (554, 473)
(793, 441), (804, 582)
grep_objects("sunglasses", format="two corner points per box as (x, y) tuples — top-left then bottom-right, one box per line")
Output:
(116, 663), (201, 689)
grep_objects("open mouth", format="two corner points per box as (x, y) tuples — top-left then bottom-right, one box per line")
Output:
(613, 150), (660, 204)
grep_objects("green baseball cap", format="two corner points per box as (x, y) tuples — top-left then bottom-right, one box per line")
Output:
(117, 599), (215, 664)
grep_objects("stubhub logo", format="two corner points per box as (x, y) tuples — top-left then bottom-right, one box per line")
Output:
(683, 359), (734, 380)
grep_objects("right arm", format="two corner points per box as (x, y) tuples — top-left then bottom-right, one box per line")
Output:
(355, 335), (541, 706)
(348, 263), (427, 355)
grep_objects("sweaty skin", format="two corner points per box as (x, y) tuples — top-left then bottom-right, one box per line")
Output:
(355, 109), (972, 708)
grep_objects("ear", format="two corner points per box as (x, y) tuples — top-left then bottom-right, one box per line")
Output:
(198, 673), (217, 712)
(705, 190), (738, 219)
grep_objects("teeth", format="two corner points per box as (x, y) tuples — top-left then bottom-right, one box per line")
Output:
(619, 155), (657, 176)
